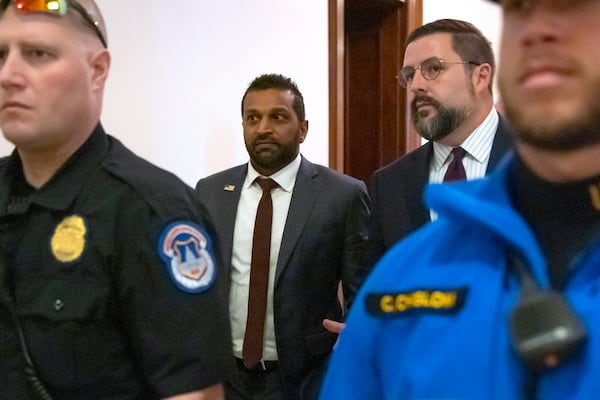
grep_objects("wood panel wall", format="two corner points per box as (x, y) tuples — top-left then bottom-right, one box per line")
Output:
(329, 0), (422, 184)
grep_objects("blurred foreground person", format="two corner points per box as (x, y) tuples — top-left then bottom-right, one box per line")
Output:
(0, 1), (233, 398)
(320, 0), (600, 398)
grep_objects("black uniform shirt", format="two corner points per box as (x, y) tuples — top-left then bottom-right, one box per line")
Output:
(0, 124), (233, 399)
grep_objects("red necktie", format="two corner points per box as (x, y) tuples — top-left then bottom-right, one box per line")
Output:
(443, 147), (467, 182)
(243, 178), (278, 368)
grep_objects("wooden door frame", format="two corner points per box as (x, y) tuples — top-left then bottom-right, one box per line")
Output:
(328, 0), (423, 173)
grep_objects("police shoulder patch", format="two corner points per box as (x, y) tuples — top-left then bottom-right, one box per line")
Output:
(158, 221), (216, 293)
(366, 287), (467, 317)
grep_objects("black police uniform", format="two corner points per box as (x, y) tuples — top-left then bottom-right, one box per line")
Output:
(0, 124), (234, 399)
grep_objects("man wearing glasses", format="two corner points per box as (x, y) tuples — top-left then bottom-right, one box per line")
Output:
(322, 19), (513, 338)
(0, 1), (233, 399)
(367, 18), (513, 265)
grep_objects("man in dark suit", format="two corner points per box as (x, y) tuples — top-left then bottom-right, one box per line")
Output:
(369, 19), (513, 261)
(194, 74), (371, 400)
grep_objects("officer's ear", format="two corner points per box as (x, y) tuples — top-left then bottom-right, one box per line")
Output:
(89, 49), (111, 93)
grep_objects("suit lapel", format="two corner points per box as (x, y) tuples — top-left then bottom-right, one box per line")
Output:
(216, 166), (247, 269)
(274, 158), (319, 284)
(487, 114), (514, 171)
(411, 143), (434, 226)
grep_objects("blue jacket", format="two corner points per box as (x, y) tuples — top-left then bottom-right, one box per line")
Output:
(319, 157), (600, 399)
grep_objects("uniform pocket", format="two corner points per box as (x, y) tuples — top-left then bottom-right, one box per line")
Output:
(16, 277), (108, 322)
(14, 277), (122, 389)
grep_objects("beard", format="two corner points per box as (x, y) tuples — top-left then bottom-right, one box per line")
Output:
(503, 94), (600, 152)
(411, 95), (469, 142)
(246, 136), (299, 174)
(499, 58), (600, 151)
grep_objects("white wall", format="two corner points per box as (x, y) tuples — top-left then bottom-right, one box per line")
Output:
(0, 1), (329, 187)
(1, 1), (502, 185)
(423, 0), (502, 98)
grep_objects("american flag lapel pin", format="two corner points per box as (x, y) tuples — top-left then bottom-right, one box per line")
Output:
(224, 184), (235, 192)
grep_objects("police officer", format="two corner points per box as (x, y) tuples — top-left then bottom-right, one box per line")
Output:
(0, 1), (233, 399)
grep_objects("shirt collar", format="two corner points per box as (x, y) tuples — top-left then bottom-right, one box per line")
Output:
(244, 154), (302, 193)
(432, 108), (499, 172)
(0, 123), (109, 215)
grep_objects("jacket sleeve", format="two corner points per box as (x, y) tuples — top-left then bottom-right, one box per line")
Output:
(340, 179), (373, 311)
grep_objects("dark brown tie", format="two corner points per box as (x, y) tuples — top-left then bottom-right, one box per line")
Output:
(443, 147), (467, 182)
(243, 178), (279, 368)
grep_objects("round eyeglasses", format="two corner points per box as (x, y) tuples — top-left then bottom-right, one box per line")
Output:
(397, 57), (480, 88)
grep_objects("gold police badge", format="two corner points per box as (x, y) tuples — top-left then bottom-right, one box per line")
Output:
(51, 215), (87, 263)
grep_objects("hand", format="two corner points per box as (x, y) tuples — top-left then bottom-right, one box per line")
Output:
(323, 319), (346, 334)
(163, 384), (224, 400)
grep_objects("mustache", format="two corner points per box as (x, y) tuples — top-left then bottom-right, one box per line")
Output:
(252, 133), (277, 146)
(411, 94), (441, 113)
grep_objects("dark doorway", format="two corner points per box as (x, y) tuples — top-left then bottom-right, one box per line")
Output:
(329, 0), (423, 184)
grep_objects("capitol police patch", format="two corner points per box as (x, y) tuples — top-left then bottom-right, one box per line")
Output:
(158, 221), (216, 293)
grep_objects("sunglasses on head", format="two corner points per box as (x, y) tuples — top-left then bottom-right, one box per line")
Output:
(1, 0), (107, 48)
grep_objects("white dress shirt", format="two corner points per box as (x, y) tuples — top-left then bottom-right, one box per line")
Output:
(429, 108), (499, 220)
(229, 155), (301, 361)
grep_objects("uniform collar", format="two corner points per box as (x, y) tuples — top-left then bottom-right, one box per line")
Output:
(0, 123), (109, 216)
(425, 155), (549, 289)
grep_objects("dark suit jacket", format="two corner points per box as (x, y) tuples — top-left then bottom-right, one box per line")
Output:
(369, 113), (513, 261)
(194, 156), (371, 393)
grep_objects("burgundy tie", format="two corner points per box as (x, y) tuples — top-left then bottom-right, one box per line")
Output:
(443, 147), (467, 182)
(243, 178), (279, 368)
